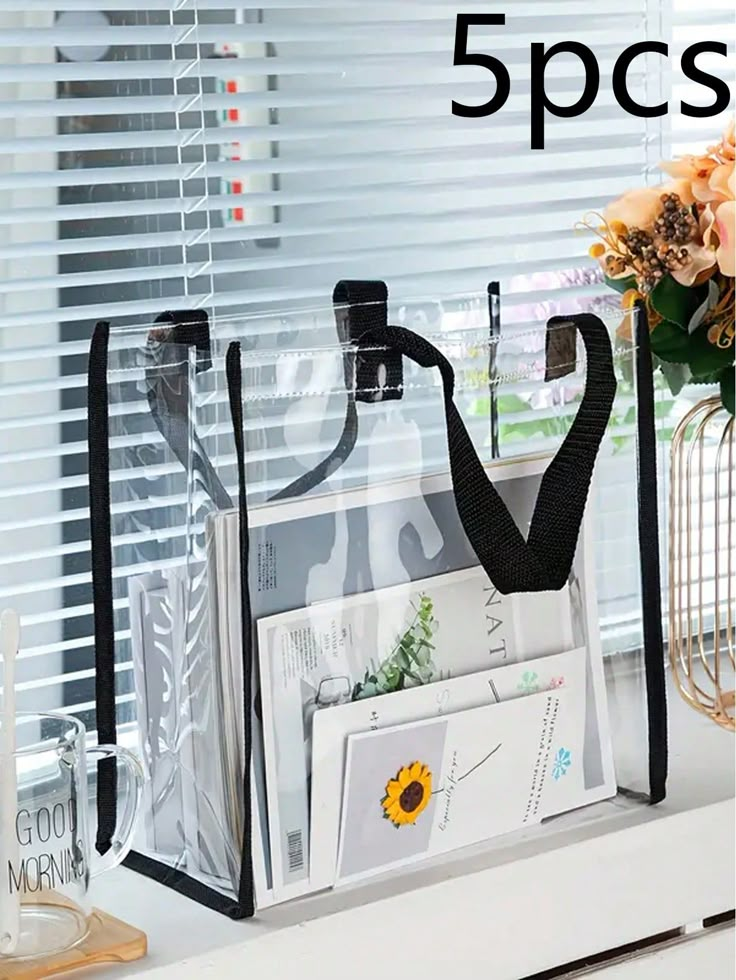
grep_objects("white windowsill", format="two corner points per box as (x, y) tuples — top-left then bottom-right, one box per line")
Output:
(90, 675), (735, 980)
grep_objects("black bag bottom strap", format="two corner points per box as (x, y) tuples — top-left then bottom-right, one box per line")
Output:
(123, 851), (252, 919)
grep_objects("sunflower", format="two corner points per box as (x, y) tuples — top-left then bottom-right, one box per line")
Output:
(381, 761), (432, 827)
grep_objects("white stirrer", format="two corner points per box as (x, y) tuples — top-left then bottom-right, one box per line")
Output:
(0, 609), (21, 956)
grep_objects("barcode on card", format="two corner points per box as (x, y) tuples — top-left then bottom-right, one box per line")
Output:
(286, 830), (304, 872)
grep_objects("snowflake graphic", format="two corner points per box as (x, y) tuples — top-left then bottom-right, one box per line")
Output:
(517, 671), (540, 695)
(548, 676), (565, 690)
(552, 748), (572, 781)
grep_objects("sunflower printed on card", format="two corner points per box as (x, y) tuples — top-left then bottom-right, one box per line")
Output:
(382, 762), (433, 827)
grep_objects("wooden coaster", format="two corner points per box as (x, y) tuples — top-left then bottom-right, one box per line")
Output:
(0, 909), (147, 980)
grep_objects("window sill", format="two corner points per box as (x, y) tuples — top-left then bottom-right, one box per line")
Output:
(91, 677), (735, 980)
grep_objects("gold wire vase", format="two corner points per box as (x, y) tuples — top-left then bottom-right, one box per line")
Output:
(669, 394), (735, 731)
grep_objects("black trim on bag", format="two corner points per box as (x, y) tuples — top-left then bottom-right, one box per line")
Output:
(226, 342), (256, 917)
(633, 300), (668, 804)
(123, 851), (252, 919)
(87, 320), (118, 855)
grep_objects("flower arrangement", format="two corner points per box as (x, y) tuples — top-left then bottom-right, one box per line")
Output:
(583, 120), (734, 414)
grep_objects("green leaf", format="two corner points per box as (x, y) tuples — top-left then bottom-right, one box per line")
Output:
(650, 319), (690, 364)
(721, 368), (735, 416)
(659, 360), (690, 397)
(688, 328), (734, 378)
(650, 276), (703, 330)
(604, 274), (637, 296)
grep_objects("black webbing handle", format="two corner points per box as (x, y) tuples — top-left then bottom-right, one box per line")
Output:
(87, 321), (118, 854)
(357, 313), (617, 594)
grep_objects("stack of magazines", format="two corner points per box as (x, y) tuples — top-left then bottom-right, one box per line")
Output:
(190, 453), (616, 907)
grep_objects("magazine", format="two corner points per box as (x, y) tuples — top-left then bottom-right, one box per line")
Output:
(257, 565), (574, 899)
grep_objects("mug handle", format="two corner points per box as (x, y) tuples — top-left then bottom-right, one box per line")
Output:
(87, 745), (144, 878)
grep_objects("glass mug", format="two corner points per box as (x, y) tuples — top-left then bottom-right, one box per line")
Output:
(0, 713), (143, 960)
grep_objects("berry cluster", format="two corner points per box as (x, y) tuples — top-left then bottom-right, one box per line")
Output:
(653, 193), (698, 245)
(605, 193), (699, 293)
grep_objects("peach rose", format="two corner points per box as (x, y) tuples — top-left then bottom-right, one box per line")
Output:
(707, 161), (734, 204)
(710, 118), (735, 164)
(661, 155), (719, 203)
(661, 120), (736, 204)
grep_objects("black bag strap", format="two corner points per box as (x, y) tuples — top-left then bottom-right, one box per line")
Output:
(225, 342), (256, 917)
(633, 300), (668, 803)
(356, 314), (617, 594)
(87, 321), (118, 854)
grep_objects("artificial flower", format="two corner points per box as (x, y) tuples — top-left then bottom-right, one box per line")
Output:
(710, 118), (735, 164)
(584, 121), (735, 415)
(660, 154), (719, 203)
(708, 161), (734, 204)
(381, 761), (432, 827)
(661, 119), (735, 204)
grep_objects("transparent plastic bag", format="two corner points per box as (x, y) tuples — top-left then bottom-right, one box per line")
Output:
(86, 283), (666, 917)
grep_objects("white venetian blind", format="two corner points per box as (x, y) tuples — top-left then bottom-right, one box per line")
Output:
(0, 1), (732, 726)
